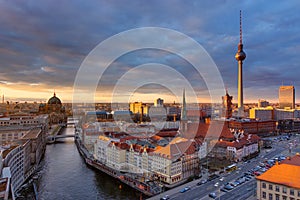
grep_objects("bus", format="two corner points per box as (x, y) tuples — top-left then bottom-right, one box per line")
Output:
(225, 164), (237, 172)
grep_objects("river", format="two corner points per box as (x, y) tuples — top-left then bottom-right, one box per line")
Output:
(34, 126), (143, 200)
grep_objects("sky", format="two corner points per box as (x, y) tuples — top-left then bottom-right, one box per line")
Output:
(0, 0), (300, 104)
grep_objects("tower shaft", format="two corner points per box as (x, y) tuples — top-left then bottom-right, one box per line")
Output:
(238, 60), (243, 116)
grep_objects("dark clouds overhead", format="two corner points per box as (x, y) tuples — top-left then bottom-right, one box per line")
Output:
(0, 0), (300, 102)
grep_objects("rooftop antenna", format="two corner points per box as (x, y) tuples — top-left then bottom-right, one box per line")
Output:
(239, 10), (243, 44)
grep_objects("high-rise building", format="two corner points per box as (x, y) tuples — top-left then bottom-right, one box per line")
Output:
(235, 10), (246, 117)
(279, 85), (295, 109)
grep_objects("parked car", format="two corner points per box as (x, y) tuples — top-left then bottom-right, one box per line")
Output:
(209, 192), (217, 199)
(230, 181), (239, 187)
(224, 184), (234, 190)
(244, 176), (252, 181)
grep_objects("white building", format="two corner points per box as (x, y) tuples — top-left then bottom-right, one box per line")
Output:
(197, 140), (207, 160)
(0, 114), (48, 127)
(106, 142), (127, 171)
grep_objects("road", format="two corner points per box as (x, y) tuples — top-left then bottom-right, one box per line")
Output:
(149, 134), (298, 200)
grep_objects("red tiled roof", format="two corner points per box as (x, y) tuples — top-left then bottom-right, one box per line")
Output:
(185, 121), (234, 140)
(216, 134), (260, 149)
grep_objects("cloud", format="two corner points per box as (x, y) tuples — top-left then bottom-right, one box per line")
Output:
(41, 66), (56, 73)
(0, 0), (299, 102)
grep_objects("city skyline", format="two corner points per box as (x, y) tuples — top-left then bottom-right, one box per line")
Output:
(0, 1), (300, 103)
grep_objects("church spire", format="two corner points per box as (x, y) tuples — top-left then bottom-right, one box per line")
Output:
(181, 89), (187, 121)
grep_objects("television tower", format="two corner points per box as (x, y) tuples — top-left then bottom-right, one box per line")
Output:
(235, 10), (246, 117)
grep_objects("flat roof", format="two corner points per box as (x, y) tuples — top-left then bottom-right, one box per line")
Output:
(1, 145), (19, 159)
(21, 128), (41, 139)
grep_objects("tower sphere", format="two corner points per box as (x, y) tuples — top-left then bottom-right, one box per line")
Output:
(235, 50), (246, 61)
(235, 44), (246, 61)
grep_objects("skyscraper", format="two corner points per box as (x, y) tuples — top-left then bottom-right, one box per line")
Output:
(235, 10), (246, 117)
(279, 85), (295, 109)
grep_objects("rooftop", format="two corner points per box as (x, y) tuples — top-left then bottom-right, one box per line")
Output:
(21, 128), (41, 139)
(256, 163), (300, 189)
(1, 145), (19, 159)
(280, 153), (300, 166)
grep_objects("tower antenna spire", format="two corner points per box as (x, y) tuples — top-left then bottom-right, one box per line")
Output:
(239, 10), (243, 44)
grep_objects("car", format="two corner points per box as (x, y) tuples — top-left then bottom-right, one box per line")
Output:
(197, 179), (207, 186)
(220, 187), (228, 192)
(230, 181), (239, 187)
(209, 192), (217, 199)
(244, 176), (252, 181)
(224, 184), (234, 190)
(219, 177), (225, 181)
(160, 195), (170, 200)
(237, 177), (245, 184)
(197, 181), (203, 186)
(254, 171), (262, 176)
(180, 186), (191, 193)
(244, 172), (252, 176)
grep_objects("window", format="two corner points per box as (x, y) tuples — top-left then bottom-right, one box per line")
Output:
(282, 196), (287, 200)
(275, 194), (279, 200)
(262, 192), (266, 199)
(262, 182), (266, 188)
(269, 184), (273, 190)
(269, 193), (273, 200)
(283, 187), (287, 194)
(298, 190), (300, 197)
(276, 186), (280, 192)
(290, 198), (295, 200)
(291, 189), (295, 196)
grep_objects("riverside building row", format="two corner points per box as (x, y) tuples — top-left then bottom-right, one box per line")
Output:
(80, 120), (262, 186)
(0, 114), (48, 199)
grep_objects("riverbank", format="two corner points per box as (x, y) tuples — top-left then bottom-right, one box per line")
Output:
(74, 138), (162, 197)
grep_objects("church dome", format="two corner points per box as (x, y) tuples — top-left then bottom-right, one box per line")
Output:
(47, 93), (62, 105)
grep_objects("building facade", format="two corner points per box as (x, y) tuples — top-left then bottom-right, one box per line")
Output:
(279, 85), (295, 109)
(249, 107), (274, 121)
